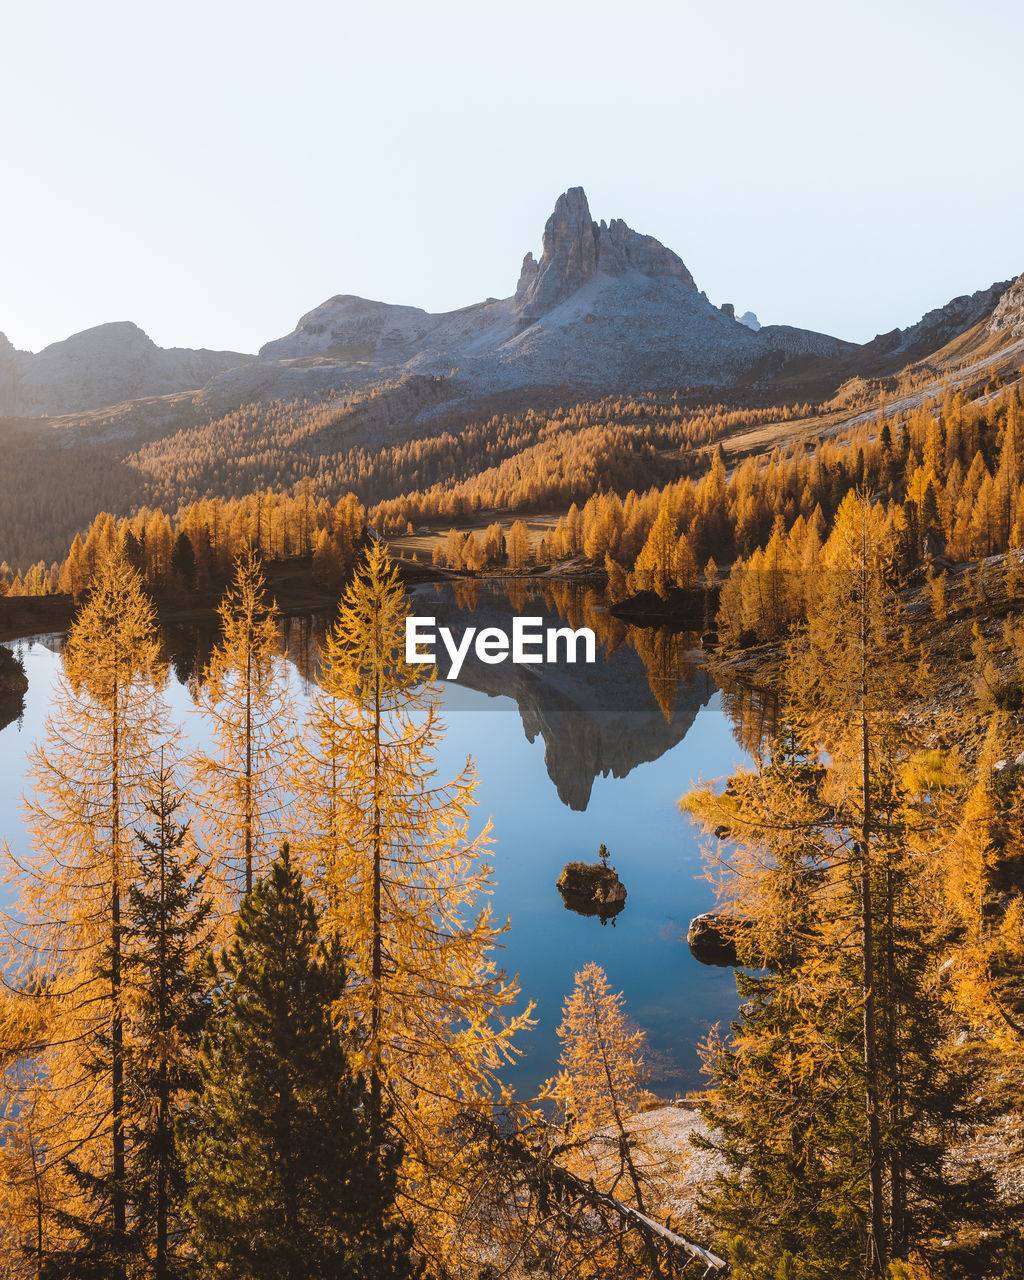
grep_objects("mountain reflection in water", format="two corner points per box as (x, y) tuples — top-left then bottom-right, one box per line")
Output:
(2, 579), (778, 1092)
(403, 581), (715, 811)
(160, 580), (776, 812)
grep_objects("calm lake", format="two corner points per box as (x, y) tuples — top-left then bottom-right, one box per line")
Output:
(0, 581), (757, 1098)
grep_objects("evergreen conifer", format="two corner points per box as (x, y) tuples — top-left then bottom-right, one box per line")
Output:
(183, 847), (418, 1280)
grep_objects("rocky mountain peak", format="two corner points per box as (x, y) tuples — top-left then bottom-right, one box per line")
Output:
(38, 320), (159, 358)
(514, 187), (598, 318)
(596, 215), (696, 289)
(860, 278), (1012, 363)
(514, 187), (696, 319)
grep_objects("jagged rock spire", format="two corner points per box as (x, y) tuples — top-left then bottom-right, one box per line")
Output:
(514, 187), (697, 320)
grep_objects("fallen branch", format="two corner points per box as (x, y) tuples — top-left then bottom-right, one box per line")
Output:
(463, 1111), (730, 1274)
(584, 1180), (729, 1273)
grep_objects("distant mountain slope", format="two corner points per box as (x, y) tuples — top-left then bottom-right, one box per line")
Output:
(0, 321), (252, 416)
(206, 187), (852, 411)
(856, 278), (1014, 368)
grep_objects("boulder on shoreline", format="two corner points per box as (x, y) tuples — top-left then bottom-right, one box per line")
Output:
(686, 911), (750, 967)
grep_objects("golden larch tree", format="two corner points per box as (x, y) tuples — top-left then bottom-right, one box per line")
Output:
(292, 542), (532, 1271)
(630, 500), (678, 595)
(1, 547), (173, 1270)
(507, 519), (531, 569)
(545, 962), (671, 1277)
(189, 548), (294, 916)
(549, 961), (653, 1137)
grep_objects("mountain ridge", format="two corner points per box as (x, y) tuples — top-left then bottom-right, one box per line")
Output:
(2, 189), (1022, 429)
(0, 321), (251, 417)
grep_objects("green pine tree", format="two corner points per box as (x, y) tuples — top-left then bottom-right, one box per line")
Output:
(170, 533), (196, 591)
(182, 846), (419, 1280)
(122, 768), (213, 1280)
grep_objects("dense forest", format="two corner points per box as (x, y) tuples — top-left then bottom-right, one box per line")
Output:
(1, 526), (1023, 1277)
(4, 381), (1021, 636)
(2, 361), (1024, 1277)
(0, 386), (809, 578)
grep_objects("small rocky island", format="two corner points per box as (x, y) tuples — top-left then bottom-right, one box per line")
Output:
(609, 586), (714, 628)
(557, 845), (627, 924)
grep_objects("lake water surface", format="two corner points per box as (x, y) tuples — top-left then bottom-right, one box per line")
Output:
(0, 582), (754, 1098)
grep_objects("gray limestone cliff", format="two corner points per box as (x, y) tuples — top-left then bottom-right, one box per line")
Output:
(862, 279), (1012, 364)
(989, 273), (1024, 340)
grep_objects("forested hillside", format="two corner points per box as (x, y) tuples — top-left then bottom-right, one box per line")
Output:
(5, 371), (1022, 640)
(2, 251), (1022, 585)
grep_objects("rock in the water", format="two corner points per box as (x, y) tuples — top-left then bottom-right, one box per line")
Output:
(610, 586), (713, 627)
(687, 912), (747, 967)
(557, 861), (627, 922)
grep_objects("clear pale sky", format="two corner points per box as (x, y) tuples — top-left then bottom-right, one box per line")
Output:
(3, 0), (1021, 354)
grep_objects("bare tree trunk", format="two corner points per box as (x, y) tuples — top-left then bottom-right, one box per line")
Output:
(156, 781), (169, 1280)
(592, 1001), (660, 1275)
(885, 849), (905, 1258)
(30, 1132), (44, 1280)
(471, 1114), (729, 1273)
